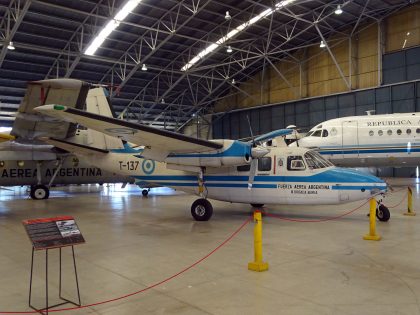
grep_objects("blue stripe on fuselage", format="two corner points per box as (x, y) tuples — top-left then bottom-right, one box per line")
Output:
(133, 168), (384, 184)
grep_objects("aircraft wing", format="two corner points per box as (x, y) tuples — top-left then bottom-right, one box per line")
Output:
(35, 105), (223, 158)
(41, 137), (109, 156)
(0, 133), (15, 143)
(253, 129), (292, 143)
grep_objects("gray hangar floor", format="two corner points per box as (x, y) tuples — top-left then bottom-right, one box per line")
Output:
(0, 182), (420, 315)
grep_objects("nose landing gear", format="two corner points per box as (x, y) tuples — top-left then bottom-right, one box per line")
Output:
(376, 203), (390, 222)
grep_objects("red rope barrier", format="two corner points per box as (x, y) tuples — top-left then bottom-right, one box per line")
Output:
(0, 218), (252, 314)
(265, 198), (371, 222)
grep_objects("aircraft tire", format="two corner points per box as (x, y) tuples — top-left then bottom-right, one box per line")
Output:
(250, 203), (264, 208)
(142, 189), (149, 197)
(30, 185), (49, 200)
(376, 204), (390, 222)
(191, 198), (213, 221)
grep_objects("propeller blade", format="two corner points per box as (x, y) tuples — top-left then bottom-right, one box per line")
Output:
(248, 158), (258, 190)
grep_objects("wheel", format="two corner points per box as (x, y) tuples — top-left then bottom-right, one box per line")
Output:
(30, 185), (49, 200)
(191, 198), (213, 221)
(376, 204), (390, 222)
(250, 203), (264, 208)
(142, 189), (149, 197)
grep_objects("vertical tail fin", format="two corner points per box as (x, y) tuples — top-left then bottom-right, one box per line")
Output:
(69, 87), (124, 150)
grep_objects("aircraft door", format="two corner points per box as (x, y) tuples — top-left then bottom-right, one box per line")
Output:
(341, 121), (358, 159)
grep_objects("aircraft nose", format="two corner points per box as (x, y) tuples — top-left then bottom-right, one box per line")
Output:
(337, 168), (387, 194)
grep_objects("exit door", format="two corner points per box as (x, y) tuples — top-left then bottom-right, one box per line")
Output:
(341, 121), (358, 158)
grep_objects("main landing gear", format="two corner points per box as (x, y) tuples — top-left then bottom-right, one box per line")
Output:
(30, 184), (49, 200)
(191, 198), (213, 221)
(142, 189), (150, 197)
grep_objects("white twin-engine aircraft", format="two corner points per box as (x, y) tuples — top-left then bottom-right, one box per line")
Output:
(290, 112), (420, 167)
(34, 101), (388, 222)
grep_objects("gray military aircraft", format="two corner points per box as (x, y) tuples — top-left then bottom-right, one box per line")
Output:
(0, 79), (133, 199)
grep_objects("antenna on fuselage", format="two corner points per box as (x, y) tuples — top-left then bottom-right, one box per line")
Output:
(365, 110), (376, 116)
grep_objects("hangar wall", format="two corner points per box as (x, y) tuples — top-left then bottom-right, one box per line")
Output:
(206, 5), (420, 177)
(213, 5), (420, 113)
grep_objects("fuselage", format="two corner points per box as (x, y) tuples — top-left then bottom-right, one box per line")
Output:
(79, 144), (386, 205)
(291, 112), (420, 167)
(0, 158), (133, 186)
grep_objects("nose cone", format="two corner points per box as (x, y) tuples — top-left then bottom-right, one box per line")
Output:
(332, 168), (387, 194)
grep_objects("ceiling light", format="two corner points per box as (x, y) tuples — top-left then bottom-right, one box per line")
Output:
(335, 4), (343, 15)
(141, 63), (147, 71)
(85, 0), (143, 56)
(161, 99), (165, 104)
(225, 11), (231, 20)
(181, 0), (296, 71)
(231, 78), (236, 84)
(320, 40), (326, 48)
(226, 45), (233, 53)
(7, 41), (15, 50)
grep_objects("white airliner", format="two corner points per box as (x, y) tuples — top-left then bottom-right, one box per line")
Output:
(290, 112), (420, 168)
(34, 94), (389, 222)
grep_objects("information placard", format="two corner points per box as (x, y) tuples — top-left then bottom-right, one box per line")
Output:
(23, 216), (85, 250)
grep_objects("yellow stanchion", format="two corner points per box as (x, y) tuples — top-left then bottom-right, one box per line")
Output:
(404, 186), (416, 216)
(364, 198), (381, 241)
(248, 211), (269, 272)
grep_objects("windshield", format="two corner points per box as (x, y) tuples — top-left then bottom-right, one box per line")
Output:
(304, 151), (333, 169)
(305, 131), (314, 137)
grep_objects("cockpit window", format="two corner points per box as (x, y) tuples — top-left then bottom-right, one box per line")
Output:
(304, 151), (333, 169)
(312, 130), (322, 137)
(305, 131), (314, 137)
(287, 156), (306, 171)
(322, 130), (328, 137)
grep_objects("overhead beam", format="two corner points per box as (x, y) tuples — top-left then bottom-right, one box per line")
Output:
(0, 0), (31, 68)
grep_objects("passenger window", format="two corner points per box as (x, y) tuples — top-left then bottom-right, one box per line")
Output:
(417, 128), (420, 134)
(237, 165), (250, 172)
(378, 130), (383, 136)
(258, 157), (271, 172)
(312, 130), (322, 137)
(369, 130), (374, 136)
(407, 129), (412, 135)
(287, 156), (306, 171)
(387, 130), (392, 135)
(397, 129), (402, 135)
(322, 130), (328, 137)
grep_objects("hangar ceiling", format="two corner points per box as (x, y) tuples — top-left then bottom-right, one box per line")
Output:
(0, 0), (415, 130)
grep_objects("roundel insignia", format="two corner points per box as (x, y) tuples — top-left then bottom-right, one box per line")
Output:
(142, 159), (155, 175)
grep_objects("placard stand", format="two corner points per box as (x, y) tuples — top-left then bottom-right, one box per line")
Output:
(29, 246), (81, 315)
(23, 216), (85, 315)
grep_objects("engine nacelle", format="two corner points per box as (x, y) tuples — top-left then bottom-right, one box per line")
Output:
(164, 140), (251, 167)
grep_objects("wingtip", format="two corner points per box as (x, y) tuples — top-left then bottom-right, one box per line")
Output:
(34, 104), (67, 113)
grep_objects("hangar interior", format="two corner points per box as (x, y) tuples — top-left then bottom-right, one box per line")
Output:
(1, 0), (420, 314)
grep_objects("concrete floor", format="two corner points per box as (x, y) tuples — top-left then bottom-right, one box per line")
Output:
(1, 182), (420, 315)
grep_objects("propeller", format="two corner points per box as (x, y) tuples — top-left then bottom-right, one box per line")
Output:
(246, 116), (269, 190)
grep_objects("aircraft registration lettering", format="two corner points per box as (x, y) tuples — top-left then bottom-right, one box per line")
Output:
(119, 161), (139, 171)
